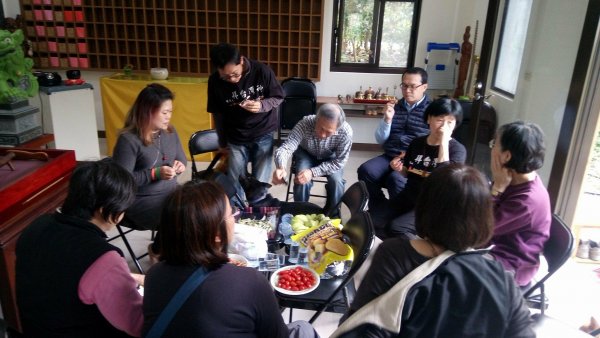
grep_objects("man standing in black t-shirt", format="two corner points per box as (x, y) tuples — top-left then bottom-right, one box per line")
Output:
(207, 43), (284, 202)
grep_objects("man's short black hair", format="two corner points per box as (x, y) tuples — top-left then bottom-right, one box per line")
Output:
(210, 43), (242, 69)
(403, 67), (428, 84)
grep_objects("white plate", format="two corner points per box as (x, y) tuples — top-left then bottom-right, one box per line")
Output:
(270, 265), (320, 295)
(228, 253), (249, 267)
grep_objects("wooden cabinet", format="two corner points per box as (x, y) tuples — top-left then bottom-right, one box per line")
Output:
(20, 0), (324, 80)
(0, 148), (76, 334)
(20, 0), (88, 69)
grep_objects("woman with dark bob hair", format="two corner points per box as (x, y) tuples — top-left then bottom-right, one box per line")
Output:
(16, 159), (144, 337)
(142, 181), (318, 338)
(488, 121), (551, 288)
(336, 164), (534, 337)
(371, 97), (467, 239)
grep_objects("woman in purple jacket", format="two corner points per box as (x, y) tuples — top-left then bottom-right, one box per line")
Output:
(488, 121), (551, 288)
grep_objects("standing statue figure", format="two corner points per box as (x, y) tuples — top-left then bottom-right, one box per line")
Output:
(454, 26), (472, 98)
(0, 29), (38, 105)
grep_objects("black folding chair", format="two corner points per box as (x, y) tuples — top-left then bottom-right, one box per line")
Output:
(278, 77), (317, 142)
(523, 214), (574, 314)
(276, 211), (375, 324)
(188, 129), (246, 209)
(452, 100), (497, 178)
(338, 181), (369, 219)
(106, 219), (154, 274)
(284, 155), (328, 204)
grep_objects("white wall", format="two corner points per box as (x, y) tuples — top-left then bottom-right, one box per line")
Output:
(315, 0), (488, 98)
(488, 0), (589, 182)
(3, 0), (20, 18)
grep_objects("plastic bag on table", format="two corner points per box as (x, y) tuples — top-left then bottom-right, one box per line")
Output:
(230, 223), (268, 262)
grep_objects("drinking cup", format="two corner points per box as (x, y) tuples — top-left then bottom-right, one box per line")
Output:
(246, 243), (259, 268)
(258, 258), (268, 271)
(298, 247), (309, 265)
(288, 241), (300, 263)
(264, 253), (280, 271)
(277, 253), (287, 266)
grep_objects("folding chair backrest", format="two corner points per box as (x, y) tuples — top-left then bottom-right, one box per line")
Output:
(340, 181), (369, 219)
(306, 210), (376, 323)
(188, 129), (221, 178)
(279, 77), (317, 137)
(188, 129), (246, 209)
(522, 214), (573, 298)
(342, 211), (376, 278)
(542, 214), (574, 275)
(452, 100), (497, 178)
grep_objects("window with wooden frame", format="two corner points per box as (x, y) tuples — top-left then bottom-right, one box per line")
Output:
(330, 0), (421, 74)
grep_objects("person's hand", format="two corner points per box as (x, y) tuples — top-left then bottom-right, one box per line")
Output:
(389, 152), (405, 172)
(272, 168), (288, 185)
(491, 148), (512, 192)
(440, 123), (453, 145)
(172, 160), (186, 175)
(295, 169), (313, 185)
(430, 122), (453, 144)
(239, 99), (261, 113)
(159, 165), (178, 180)
(383, 101), (396, 123)
(130, 273), (145, 287)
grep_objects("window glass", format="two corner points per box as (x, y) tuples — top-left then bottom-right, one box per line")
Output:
(338, 0), (375, 64)
(380, 1), (414, 68)
(332, 0), (419, 73)
(492, 0), (533, 96)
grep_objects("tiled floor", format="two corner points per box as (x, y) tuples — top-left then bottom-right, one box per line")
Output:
(104, 140), (600, 337)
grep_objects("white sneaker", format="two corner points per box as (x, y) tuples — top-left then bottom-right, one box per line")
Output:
(590, 241), (600, 261)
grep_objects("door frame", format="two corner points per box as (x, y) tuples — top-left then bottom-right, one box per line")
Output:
(548, 1), (600, 216)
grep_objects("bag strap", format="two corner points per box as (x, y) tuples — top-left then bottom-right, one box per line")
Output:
(146, 266), (209, 338)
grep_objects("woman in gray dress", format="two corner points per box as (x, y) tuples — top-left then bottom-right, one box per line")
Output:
(113, 83), (187, 237)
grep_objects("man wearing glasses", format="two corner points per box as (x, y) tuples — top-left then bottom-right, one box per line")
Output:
(207, 43), (284, 202)
(357, 67), (431, 212)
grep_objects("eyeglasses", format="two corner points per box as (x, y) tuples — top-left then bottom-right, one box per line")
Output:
(220, 72), (243, 81)
(400, 83), (425, 90)
(226, 207), (241, 222)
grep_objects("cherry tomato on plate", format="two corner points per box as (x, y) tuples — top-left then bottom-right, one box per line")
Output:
(275, 266), (317, 291)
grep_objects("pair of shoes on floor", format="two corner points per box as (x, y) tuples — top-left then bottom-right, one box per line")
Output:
(577, 239), (600, 260)
(147, 243), (160, 265)
(577, 240), (590, 259)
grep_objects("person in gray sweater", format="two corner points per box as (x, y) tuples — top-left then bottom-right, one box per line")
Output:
(113, 83), (187, 235)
